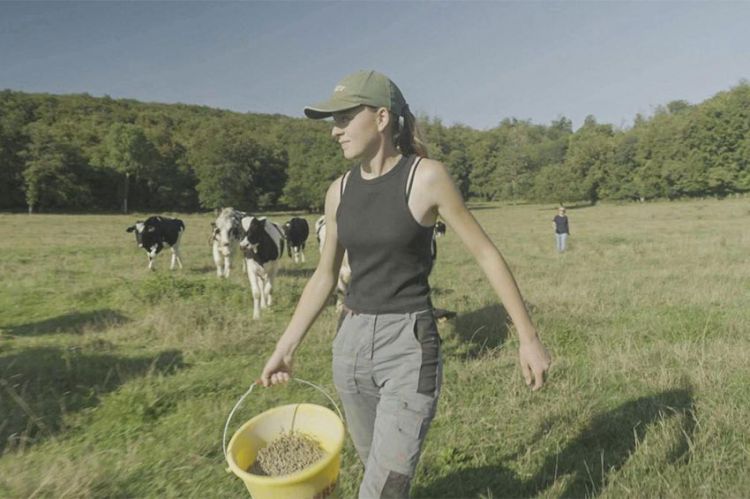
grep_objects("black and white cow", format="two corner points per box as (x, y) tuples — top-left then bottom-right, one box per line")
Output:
(315, 215), (351, 311)
(283, 217), (310, 264)
(315, 215), (327, 250)
(126, 216), (185, 271)
(239, 216), (285, 320)
(210, 207), (247, 278)
(428, 221), (446, 269)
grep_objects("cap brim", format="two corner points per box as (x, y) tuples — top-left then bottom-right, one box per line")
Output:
(303, 96), (362, 119)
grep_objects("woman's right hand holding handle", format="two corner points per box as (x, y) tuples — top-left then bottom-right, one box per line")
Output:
(259, 347), (294, 387)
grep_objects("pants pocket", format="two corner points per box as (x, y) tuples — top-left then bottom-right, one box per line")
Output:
(332, 312), (357, 393)
(332, 310), (351, 354)
(389, 395), (437, 474)
(397, 405), (425, 440)
(332, 355), (358, 394)
(412, 313), (441, 396)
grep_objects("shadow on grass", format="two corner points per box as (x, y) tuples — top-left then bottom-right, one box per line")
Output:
(3, 309), (130, 336)
(278, 267), (315, 279)
(414, 387), (696, 498)
(452, 303), (510, 358)
(189, 264), (219, 274)
(0, 347), (184, 453)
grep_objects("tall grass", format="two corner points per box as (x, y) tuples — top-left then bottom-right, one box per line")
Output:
(1, 199), (749, 498)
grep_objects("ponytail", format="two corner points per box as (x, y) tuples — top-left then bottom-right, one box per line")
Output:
(392, 105), (429, 159)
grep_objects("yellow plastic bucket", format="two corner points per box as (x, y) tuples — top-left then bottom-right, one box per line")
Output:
(223, 379), (345, 499)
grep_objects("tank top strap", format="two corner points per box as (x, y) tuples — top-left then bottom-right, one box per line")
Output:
(340, 168), (353, 198)
(405, 156), (423, 202)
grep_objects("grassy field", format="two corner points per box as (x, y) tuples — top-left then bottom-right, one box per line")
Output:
(1, 198), (749, 498)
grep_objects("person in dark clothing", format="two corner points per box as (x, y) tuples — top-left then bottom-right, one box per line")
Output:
(259, 70), (551, 498)
(553, 206), (570, 252)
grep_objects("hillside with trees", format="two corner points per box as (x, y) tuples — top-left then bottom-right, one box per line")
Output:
(1, 82), (748, 213)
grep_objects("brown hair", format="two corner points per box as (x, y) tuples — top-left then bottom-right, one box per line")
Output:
(391, 105), (429, 158)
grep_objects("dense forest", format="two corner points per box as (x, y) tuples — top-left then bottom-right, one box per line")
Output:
(1, 82), (749, 213)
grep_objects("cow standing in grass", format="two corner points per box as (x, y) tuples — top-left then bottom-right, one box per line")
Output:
(315, 215), (351, 311)
(211, 207), (247, 278)
(126, 216), (185, 271)
(239, 216), (285, 319)
(428, 221), (446, 273)
(283, 217), (310, 264)
(315, 215), (327, 250)
(434, 221), (446, 238)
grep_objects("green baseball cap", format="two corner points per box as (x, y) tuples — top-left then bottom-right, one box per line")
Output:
(304, 70), (407, 120)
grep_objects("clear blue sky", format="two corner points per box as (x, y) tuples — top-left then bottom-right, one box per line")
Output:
(1, 1), (748, 130)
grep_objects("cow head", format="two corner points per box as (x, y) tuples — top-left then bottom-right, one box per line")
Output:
(126, 220), (161, 256)
(239, 216), (266, 256)
(126, 222), (146, 247)
(213, 208), (241, 256)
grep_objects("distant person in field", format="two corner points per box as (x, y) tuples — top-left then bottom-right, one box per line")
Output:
(553, 206), (570, 252)
(258, 70), (551, 499)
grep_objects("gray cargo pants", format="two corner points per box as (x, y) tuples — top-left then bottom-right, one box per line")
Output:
(332, 308), (442, 499)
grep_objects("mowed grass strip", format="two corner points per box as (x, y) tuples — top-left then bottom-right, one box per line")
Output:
(1, 199), (749, 498)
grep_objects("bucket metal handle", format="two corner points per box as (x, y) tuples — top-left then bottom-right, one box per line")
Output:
(222, 377), (344, 462)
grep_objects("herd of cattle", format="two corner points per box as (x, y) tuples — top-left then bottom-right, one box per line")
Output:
(126, 209), (447, 319)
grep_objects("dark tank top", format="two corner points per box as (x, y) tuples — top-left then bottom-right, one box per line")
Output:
(337, 154), (434, 314)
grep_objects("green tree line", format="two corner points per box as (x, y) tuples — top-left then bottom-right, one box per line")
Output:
(1, 83), (748, 213)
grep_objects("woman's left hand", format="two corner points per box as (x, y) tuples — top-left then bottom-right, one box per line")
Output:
(518, 338), (551, 391)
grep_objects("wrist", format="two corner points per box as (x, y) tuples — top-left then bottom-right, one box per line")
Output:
(516, 327), (540, 345)
(275, 338), (298, 357)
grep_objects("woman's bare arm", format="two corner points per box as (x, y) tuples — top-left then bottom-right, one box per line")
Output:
(260, 178), (347, 386)
(417, 159), (551, 389)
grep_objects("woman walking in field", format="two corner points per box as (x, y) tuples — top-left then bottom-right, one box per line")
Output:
(553, 206), (570, 252)
(259, 70), (551, 498)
